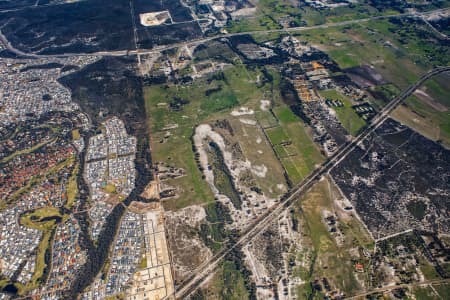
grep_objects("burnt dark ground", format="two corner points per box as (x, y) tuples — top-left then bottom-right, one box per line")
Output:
(345, 65), (388, 88)
(136, 22), (202, 49)
(132, 0), (203, 48)
(0, 0), (87, 10)
(331, 118), (450, 239)
(0, 0), (35, 10)
(132, 0), (192, 23)
(0, 0), (202, 54)
(0, 0), (134, 54)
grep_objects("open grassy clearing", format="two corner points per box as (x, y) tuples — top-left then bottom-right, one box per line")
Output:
(319, 89), (366, 135)
(404, 95), (450, 143)
(0, 138), (56, 164)
(412, 285), (442, 300)
(421, 73), (450, 107)
(265, 106), (324, 184)
(228, 0), (416, 33)
(432, 282), (450, 298)
(138, 256), (147, 269)
(18, 207), (68, 294)
(293, 177), (372, 297)
(296, 19), (449, 90)
(145, 64), (285, 209)
(391, 74), (450, 147)
(255, 110), (278, 128)
(419, 258), (441, 280)
(65, 162), (79, 209)
(227, 118), (286, 198)
(20, 207), (63, 230)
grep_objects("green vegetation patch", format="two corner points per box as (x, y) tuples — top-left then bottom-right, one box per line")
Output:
(207, 141), (241, 210)
(319, 89), (366, 135)
(65, 162), (79, 209)
(413, 285), (441, 300)
(198, 202), (232, 252)
(266, 107), (324, 184)
(266, 126), (290, 145)
(276, 106), (300, 123)
(138, 256), (147, 269)
(18, 207), (67, 293)
(406, 200), (427, 220)
(200, 89), (238, 113)
(402, 94), (450, 147)
(298, 19), (449, 90)
(103, 183), (117, 194)
(391, 74), (450, 147)
(294, 178), (370, 296)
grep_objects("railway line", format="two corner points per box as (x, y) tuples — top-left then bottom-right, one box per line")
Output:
(174, 65), (450, 299)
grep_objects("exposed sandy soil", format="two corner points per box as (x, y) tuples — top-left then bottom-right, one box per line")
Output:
(165, 205), (212, 283)
(140, 179), (160, 199)
(414, 89), (447, 112)
(231, 106), (254, 116)
(193, 123), (278, 228)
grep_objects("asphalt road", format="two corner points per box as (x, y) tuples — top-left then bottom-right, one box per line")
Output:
(0, 7), (448, 59)
(173, 65), (450, 299)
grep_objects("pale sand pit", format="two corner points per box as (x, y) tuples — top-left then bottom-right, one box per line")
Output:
(277, 183), (286, 192)
(194, 124), (268, 180)
(193, 124), (230, 194)
(231, 106), (254, 116)
(260, 100), (271, 111)
(193, 123), (281, 228)
(126, 202), (175, 300)
(139, 11), (172, 27)
(251, 164), (267, 178)
(239, 118), (257, 125)
(140, 179), (160, 200)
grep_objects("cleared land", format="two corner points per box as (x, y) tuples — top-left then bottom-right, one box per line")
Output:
(391, 73), (450, 147)
(127, 203), (174, 300)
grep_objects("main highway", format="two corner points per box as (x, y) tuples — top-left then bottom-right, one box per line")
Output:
(173, 65), (450, 299)
(0, 7), (448, 59)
